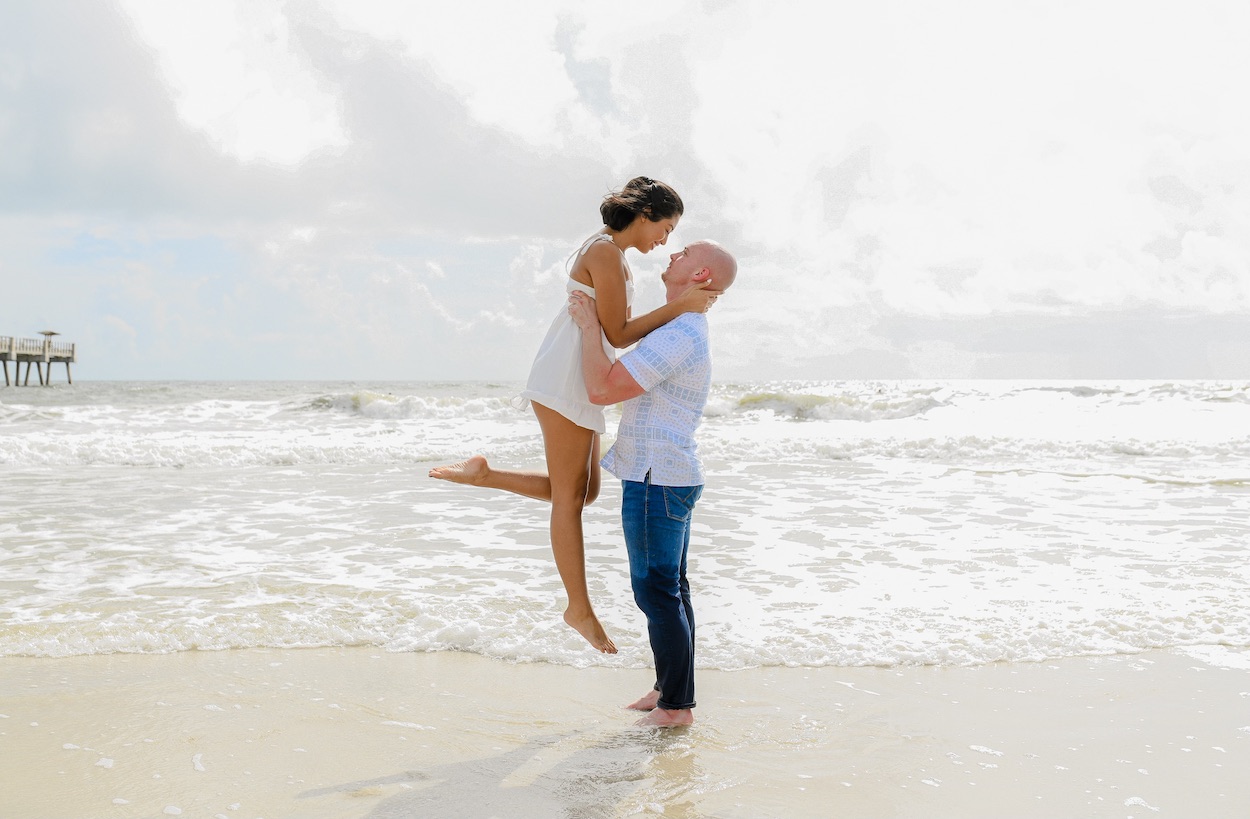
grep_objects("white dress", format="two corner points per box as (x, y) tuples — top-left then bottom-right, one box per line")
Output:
(518, 234), (634, 434)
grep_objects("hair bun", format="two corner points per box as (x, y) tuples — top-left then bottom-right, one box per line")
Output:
(599, 177), (684, 230)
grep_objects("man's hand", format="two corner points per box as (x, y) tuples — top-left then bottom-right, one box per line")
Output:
(568, 291), (601, 334)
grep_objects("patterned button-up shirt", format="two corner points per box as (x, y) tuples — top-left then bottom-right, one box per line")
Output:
(601, 313), (710, 487)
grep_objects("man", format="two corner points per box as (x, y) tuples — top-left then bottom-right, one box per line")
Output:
(568, 240), (738, 728)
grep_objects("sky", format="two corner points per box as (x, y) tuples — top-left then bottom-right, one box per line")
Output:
(1, 0), (1248, 382)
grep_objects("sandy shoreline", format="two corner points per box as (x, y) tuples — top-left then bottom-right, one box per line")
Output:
(1, 647), (1247, 818)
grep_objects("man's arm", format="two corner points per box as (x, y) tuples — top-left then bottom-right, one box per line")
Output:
(569, 291), (645, 406)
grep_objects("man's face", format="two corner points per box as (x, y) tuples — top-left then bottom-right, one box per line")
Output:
(662, 245), (704, 288)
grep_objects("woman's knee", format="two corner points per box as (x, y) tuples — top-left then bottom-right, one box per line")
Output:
(551, 481), (591, 509)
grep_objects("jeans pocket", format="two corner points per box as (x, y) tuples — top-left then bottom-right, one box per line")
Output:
(662, 485), (702, 522)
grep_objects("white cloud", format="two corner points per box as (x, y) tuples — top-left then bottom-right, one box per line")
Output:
(690, 1), (1250, 323)
(101, 314), (139, 346)
(117, 0), (348, 165)
(321, 0), (588, 149)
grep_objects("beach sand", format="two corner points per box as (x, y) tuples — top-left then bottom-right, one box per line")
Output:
(1, 647), (1247, 818)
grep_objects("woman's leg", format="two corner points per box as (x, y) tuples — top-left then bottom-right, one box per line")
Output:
(428, 455), (553, 501)
(428, 432), (600, 507)
(532, 403), (615, 654)
(585, 431), (602, 507)
(428, 407), (612, 652)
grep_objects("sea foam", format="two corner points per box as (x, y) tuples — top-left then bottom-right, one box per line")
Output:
(2, 379), (1248, 668)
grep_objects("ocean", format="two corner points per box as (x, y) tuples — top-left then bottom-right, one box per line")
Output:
(2, 380), (1248, 671)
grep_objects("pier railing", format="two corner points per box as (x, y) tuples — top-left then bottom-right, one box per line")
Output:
(1, 335), (76, 386)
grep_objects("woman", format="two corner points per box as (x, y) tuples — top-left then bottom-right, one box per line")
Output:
(429, 177), (717, 653)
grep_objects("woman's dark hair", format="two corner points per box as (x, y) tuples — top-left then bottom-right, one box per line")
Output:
(599, 177), (684, 231)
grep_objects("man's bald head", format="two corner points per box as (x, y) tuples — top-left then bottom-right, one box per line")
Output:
(688, 240), (738, 292)
(661, 240), (739, 305)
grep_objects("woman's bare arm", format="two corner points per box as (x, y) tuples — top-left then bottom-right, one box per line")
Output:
(581, 242), (718, 348)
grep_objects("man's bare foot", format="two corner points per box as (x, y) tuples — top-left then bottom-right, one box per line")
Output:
(634, 707), (693, 728)
(563, 609), (617, 654)
(626, 689), (660, 711)
(428, 455), (489, 485)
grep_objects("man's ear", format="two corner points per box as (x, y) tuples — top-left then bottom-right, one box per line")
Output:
(692, 266), (712, 282)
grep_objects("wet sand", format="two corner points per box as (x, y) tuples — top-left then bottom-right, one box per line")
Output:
(1, 647), (1247, 818)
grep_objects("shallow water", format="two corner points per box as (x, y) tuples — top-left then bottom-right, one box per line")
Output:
(2, 379), (1248, 668)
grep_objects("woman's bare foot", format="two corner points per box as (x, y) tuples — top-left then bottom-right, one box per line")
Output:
(428, 455), (489, 484)
(563, 608), (617, 654)
(626, 689), (660, 711)
(634, 707), (693, 728)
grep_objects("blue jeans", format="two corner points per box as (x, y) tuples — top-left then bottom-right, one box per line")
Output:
(621, 474), (703, 711)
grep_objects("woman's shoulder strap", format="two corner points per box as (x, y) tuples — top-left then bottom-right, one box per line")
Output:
(567, 232), (621, 275)
(579, 232), (617, 255)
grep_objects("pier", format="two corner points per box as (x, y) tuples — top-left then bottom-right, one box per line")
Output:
(1, 331), (76, 386)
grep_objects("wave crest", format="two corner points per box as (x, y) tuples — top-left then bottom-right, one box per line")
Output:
(730, 390), (943, 421)
(304, 390), (519, 421)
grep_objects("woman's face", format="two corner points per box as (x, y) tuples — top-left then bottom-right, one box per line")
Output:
(637, 214), (680, 253)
